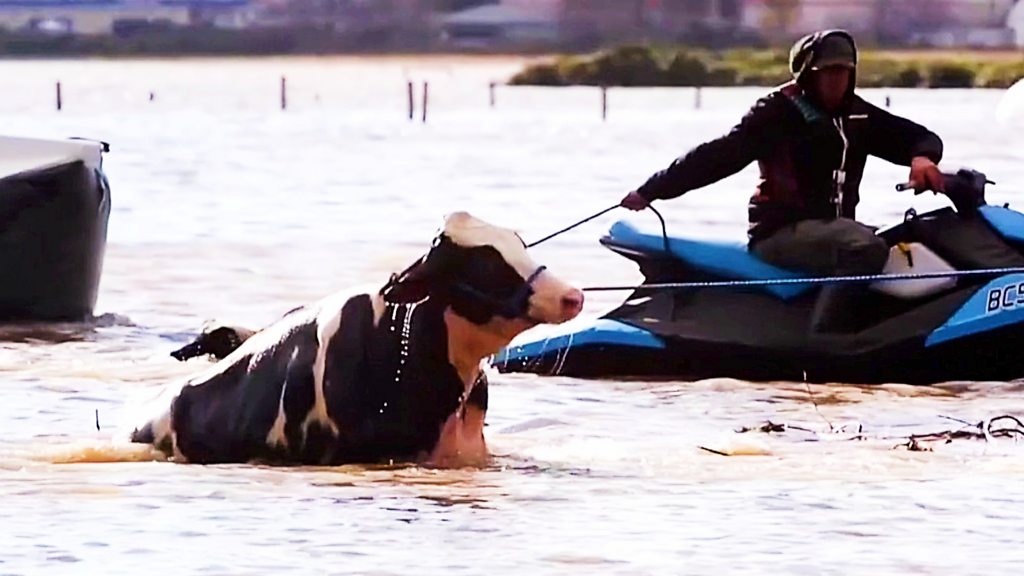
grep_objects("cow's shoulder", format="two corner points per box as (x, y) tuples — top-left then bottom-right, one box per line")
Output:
(309, 285), (387, 340)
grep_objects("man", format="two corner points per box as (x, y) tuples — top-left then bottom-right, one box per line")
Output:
(620, 30), (946, 332)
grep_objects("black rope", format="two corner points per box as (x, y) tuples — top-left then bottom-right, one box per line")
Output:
(527, 204), (619, 248)
(527, 202), (671, 251)
(647, 205), (670, 253)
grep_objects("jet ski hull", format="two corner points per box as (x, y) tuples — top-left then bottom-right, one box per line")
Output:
(492, 315), (1024, 384)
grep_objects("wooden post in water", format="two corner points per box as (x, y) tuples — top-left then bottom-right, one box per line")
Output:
(421, 81), (429, 123)
(695, 86), (702, 109)
(280, 76), (287, 110)
(885, 95), (892, 108)
(407, 81), (415, 121)
(56, 81), (62, 111)
(601, 86), (607, 121)
(489, 81), (496, 108)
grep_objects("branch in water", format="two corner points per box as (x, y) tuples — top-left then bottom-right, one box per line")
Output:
(733, 414), (1024, 451)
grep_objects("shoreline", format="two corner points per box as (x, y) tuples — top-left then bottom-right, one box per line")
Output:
(508, 45), (1024, 89)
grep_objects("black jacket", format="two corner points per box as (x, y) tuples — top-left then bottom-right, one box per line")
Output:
(635, 83), (944, 243)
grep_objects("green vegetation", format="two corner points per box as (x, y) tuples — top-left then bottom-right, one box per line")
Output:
(509, 45), (1024, 89)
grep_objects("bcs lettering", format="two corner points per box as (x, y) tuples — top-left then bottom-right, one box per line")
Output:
(986, 283), (1024, 313)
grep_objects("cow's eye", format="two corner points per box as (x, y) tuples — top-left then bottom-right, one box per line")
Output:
(472, 257), (504, 276)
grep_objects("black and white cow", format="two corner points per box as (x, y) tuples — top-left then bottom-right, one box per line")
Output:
(131, 212), (584, 467)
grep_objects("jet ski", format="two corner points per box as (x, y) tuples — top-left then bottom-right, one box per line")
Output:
(493, 168), (1024, 384)
(0, 136), (111, 321)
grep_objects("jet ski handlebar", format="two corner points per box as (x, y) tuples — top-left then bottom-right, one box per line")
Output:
(895, 167), (992, 216)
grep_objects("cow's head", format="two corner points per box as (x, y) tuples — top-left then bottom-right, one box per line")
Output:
(381, 212), (584, 331)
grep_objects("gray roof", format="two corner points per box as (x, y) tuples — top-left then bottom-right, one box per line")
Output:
(442, 4), (555, 26)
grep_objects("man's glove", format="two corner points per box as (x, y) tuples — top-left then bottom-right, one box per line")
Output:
(620, 190), (651, 211)
(908, 156), (946, 195)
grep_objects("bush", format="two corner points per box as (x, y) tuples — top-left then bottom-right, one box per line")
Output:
(857, 57), (923, 88)
(663, 50), (709, 86)
(892, 65), (925, 88)
(556, 56), (599, 85)
(975, 61), (1024, 89)
(506, 45), (1018, 89)
(589, 45), (664, 86)
(509, 62), (563, 86)
(706, 65), (739, 86)
(926, 62), (977, 88)
(732, 66), (789, 86)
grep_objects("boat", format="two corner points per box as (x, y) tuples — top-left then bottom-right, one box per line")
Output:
(492, 168), (1024, 384)
(0, 135), (111, 321)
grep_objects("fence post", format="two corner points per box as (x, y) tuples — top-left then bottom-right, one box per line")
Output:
(422, 81), (429, 123)
(407, 81), (415, 120)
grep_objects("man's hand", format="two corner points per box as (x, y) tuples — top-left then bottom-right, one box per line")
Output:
(620, 190), (651, 211)
(908, 156), (945, 194)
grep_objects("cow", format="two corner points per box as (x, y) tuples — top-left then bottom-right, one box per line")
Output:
(130, 212), (584, 467)
(169, 324), (257, 362)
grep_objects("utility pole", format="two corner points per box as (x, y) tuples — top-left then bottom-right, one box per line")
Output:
(874, 0), (885, 45)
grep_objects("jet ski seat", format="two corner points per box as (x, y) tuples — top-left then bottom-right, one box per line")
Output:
(603, 221), (813, 300)
(979, 204), (1024, 245)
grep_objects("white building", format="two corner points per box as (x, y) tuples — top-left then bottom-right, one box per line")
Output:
(1009, 0), (1024, 46)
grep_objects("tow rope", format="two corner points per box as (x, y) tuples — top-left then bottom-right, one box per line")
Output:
(526, 203), (1024, 292)
(527, 203), (669, 252)
(581, 267), (1024, 292)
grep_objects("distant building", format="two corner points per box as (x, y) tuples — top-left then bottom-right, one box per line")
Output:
(1010, 0), (1024, 46)
(406, 0), (1024, 49)
(741, 0), (1020, 46)
(0, 0), (187, 34)
(160, 0), (254, 28)
(559, 0), (645, 44)
(440, 2), (559, 48)
(548, 0), (752, 46)
(642, 0), (753, 45)
(0, 0), (255, 34)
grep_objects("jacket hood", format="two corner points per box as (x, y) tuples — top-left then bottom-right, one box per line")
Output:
(789, 29), (858, 109)
(789, 29), (858, 82)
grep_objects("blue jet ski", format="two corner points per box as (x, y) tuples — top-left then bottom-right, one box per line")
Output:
(493, 168), (1024, 384)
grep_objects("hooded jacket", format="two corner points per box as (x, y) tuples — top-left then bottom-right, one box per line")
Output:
(635, 30), (944, 244)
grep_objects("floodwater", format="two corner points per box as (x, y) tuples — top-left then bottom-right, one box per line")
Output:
(1, 57), (1024, 574)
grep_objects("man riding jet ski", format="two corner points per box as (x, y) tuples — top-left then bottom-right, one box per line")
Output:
(622, 29), (945, 333)
(493, 31), (1024, 384)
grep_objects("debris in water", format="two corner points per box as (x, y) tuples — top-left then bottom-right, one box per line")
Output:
(895, 437), (933, 452)
(699, 433), (773, 457)
(733, 414), (1024, 452)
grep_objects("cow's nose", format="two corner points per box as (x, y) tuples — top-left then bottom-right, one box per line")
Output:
(560, 289), (585, 316)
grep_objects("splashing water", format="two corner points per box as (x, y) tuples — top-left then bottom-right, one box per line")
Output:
(996, 79), (1024, 127)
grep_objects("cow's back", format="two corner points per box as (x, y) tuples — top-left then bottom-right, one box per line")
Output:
(137, 292), (474, 465)
(170, 315), (322, 463)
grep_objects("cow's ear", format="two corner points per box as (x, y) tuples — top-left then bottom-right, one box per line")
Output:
(380, 242), (448, 304)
